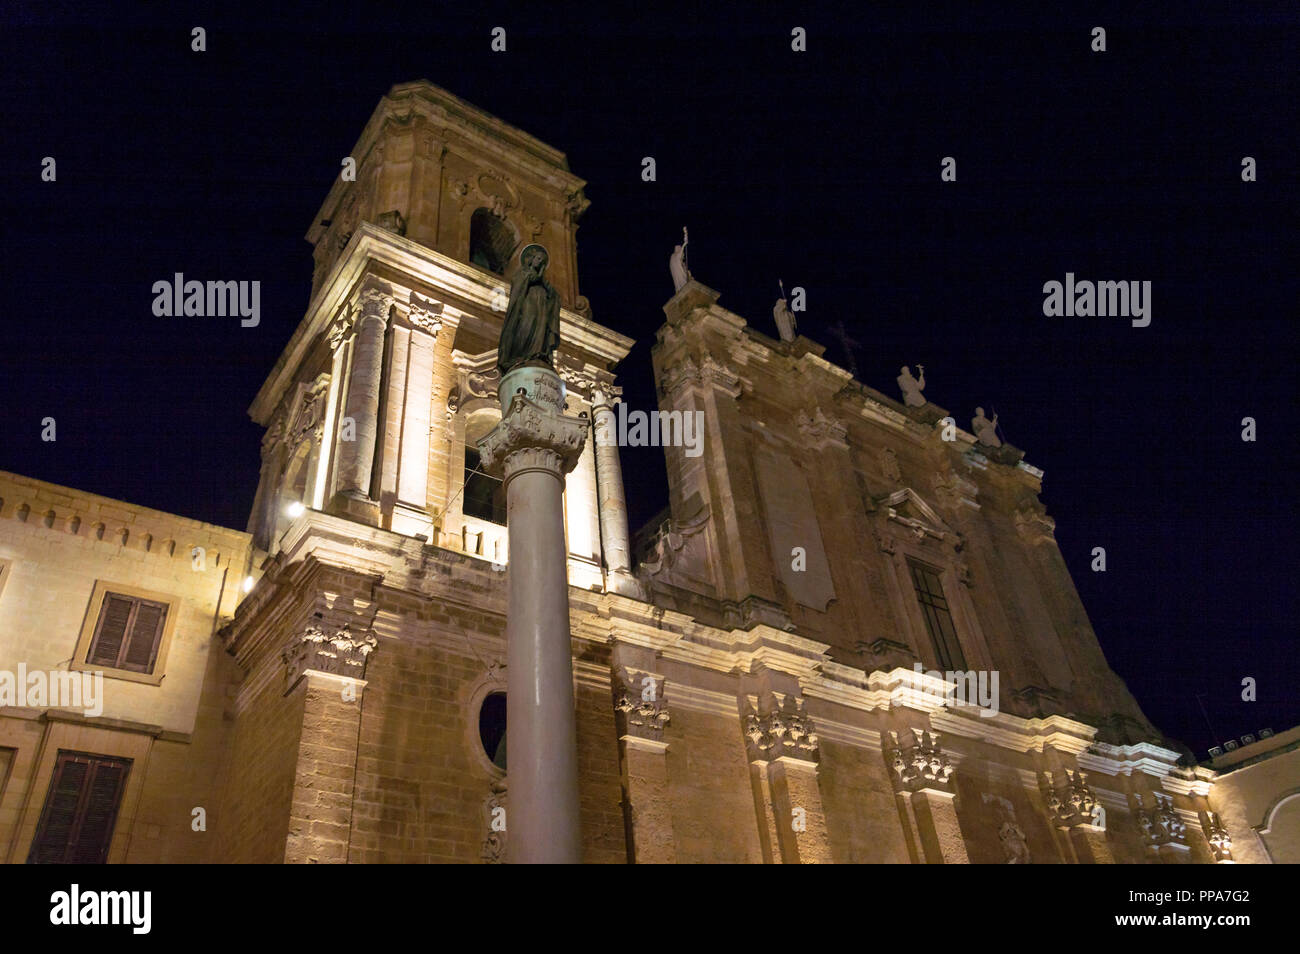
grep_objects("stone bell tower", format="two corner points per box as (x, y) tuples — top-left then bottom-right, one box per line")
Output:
(245, 81), (634, 588)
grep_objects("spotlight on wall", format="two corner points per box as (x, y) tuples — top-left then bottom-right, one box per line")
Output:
(286, 501), (306, 518)
(242, 576), (255, 594)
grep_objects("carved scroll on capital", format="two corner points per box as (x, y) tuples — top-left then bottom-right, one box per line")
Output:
(406, 292), (444, 336)
(743, 693), (820, 765)
(282, 618), (378, 690)
(886, 727), (955, 793)
(612, 668), (670, 744)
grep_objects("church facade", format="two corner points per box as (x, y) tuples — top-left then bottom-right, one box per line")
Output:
(0, 81), (1274, 863)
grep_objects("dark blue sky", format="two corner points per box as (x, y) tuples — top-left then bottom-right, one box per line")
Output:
(1, 1), (1296, 760)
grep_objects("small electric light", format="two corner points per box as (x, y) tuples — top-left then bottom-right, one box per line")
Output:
(286, 501), (305, 518)
(242, 576), (255, 594)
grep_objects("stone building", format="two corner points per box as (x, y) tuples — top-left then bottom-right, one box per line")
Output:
(0, 80), (1285, 863)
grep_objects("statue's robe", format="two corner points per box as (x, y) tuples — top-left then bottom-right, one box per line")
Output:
(498, 270), (560, 373)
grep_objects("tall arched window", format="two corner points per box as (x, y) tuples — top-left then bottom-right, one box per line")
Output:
(469, 208), (517, 275)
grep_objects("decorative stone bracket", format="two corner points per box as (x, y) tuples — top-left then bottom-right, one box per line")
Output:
(1133, 792), (1187, 848)
(282, 619), (378, 691)
(744, 693), (820, 765)
(1043, 769), (1099, 828)
(886, 728), (955, 793)
(613, 668), (670, 744)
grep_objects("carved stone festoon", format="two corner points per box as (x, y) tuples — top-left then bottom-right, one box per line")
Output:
(612, 668), (670, 744)
(886, 728), (955, 793)
(1202, 811), (1233, 863)
(1134, 793), (1187, 848)
(281, 618), (378, 690)
(1044, 769), (1100, 828)
(744, 694), (820, 765)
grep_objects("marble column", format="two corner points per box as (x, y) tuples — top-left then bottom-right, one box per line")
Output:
(591, 384), (632, 576)
(336, 281), (393, 498)
(478, 366), (588, 863)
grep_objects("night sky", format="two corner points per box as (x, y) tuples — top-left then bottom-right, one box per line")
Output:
(2, 2), (1295, 760)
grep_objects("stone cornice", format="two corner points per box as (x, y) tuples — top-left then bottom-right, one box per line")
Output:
(225, 514), (1195, 783)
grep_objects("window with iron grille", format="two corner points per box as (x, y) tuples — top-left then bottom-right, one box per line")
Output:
(907, 559), (967, 671)
(27, 751), (131, 864)
(86, 591), (168, 674)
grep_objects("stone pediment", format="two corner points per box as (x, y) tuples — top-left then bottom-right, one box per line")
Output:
(874, 488), (958, 546)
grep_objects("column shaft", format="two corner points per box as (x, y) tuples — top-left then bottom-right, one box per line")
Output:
(592, 398), (632, 573)
(505, 462), (582, 863)
(337, 294), (389, 497)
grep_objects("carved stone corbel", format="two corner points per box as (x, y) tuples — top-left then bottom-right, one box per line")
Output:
(612, 668), (670, 744)
(885, 728), (955, 793)
(743, 693), (820, 765)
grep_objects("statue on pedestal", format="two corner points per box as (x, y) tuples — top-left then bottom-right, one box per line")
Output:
(897, 364), (926, 407)
(669, 227), (691, 292)
(773, 279), (797, 342)
(972, 407), (1002, 447)
(497, 244), (560, 374)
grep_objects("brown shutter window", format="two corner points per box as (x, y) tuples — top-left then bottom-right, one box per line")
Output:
(28, 751), (132, 864)
(86, 592), (168, 674)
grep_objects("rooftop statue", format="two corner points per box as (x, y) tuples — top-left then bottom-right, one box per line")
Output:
(897, 364), (926, 407)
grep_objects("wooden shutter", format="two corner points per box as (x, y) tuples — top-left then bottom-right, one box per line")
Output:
(27, 752), (131, 864)
(69, 759), (130, 863)
(122, 600), (166, 673)
(88, 594), (133, 667)
(87, 592), (168, 674)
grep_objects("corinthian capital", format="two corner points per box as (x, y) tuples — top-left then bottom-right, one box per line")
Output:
(476, 388), (588, 483)
(356, 277), (396, 324)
